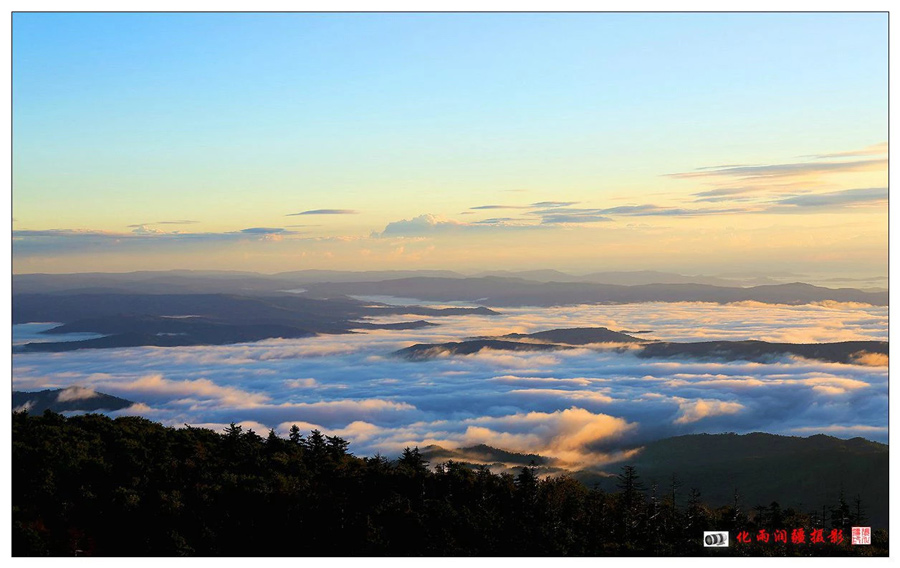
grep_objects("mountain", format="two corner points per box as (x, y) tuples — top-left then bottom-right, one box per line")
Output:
(274, 269), (466, 282)
(299, 277), (888, 307)
(15, 272), (887, 306)
(411, 433), (890, 530)
(13, 293), (498, 352)
(474, 269), (784, 286)
(579, 270), (748, 287)
(577, 432), (889, 529)
(394, 327), (887, 366)
(419, 443), (551, 469)
(12, 270), (465, 296)
(500, 326), (643, 344)
(637, 340), (888, 365)
(13, 412), (888, 555)
(13, 388), (134, 413)
(395, 339), (567, 361)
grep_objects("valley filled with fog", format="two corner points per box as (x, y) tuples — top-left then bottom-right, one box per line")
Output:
(12, 297), (888, 472)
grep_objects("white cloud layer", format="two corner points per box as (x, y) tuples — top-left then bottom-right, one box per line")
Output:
(12, 301), (888, 470)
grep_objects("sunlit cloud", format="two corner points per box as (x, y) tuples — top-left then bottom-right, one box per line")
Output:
(673, 397), (744, 424)
(55, 385), (99, 402)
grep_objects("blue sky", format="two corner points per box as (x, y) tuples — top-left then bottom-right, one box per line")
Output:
(12, 12), (888, 274)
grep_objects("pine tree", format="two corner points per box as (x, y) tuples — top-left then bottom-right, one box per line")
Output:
(288, 424), (304, 445)
(616, 465), (645, 544)
(852, 494), (868, 526)
(398, 446), (428, 473)
(325, 435), (350, 459)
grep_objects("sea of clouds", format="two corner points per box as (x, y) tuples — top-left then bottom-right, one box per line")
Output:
(12, 300), (888, 470)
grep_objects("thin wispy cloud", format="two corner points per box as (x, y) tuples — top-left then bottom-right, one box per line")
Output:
(540, 213), (613, 224)
(596, 204), (745, 217)
(472, 217), (530, 225)
(531, 201), (579, 208)
(125, 220), (200, 227)
(240, 227), (291, 234)
(376, 214), (546, 236)
(801, 142), (888, 160)
(668, 158), (886, 181)
(287, 209), (359, 216)
(526, 205), (743, 220)
(770, 187), (887, 209)
(690, 183), (817, 203)
(469, 205), (530, 210)
(13, 229), (123, 238)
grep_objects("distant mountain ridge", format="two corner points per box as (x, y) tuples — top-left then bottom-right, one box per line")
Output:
(13, 271), (887, 305)
(300, 277), (888, 307)
(394, 327), (888, 366)
(13, 388), (134, 413)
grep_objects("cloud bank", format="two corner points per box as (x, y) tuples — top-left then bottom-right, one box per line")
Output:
(13, 301), (887, 471)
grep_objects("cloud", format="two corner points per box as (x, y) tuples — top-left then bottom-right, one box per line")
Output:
(531, 201), (579, 208)
(468, 202), (578, 211)
(789, 424), (888, 436)
(130, 225), (168, 235)
(469, 205), (530, 210)
(99, 374), (271, 406)
(667, 158), (886, 182)
(540, 213), (613, 224)
(850, 352), (888, 367)
(673, 398), (744, 424)
(376, 213), (545, 236)
(769, 187), (887, 209)
(596, 204), (745, 217)
(669, 145), (888, 212)
(240, 227), (290, 234)
(286, 378), (319, 388)
(456, 407), (637, 467)
(583, 187), (886, 219)
(802, 142), (888, 160)
(473, 217), (534, 226)
(377, 214), (463, 237)
(127, 220), (199, 227)
(287, 209), (358, 215)
(13, 225), (312, 256)
(12, 300), (887, 470)
(689, 183), (814, 203)
(691, 187), (766, 200)
(13, 229), (122, 238)
(525, 204), (743, 221)
(56, 386), (99, 402)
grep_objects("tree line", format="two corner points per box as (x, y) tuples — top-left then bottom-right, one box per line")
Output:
(12, 411), (888, 556)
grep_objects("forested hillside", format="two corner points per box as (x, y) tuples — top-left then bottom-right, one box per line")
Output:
(12, 411), (888, 556)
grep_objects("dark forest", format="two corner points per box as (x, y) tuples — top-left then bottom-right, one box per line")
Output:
(12, 411), (887, 556)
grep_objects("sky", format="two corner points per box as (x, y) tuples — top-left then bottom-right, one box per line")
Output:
(12, 12), (888, 276)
